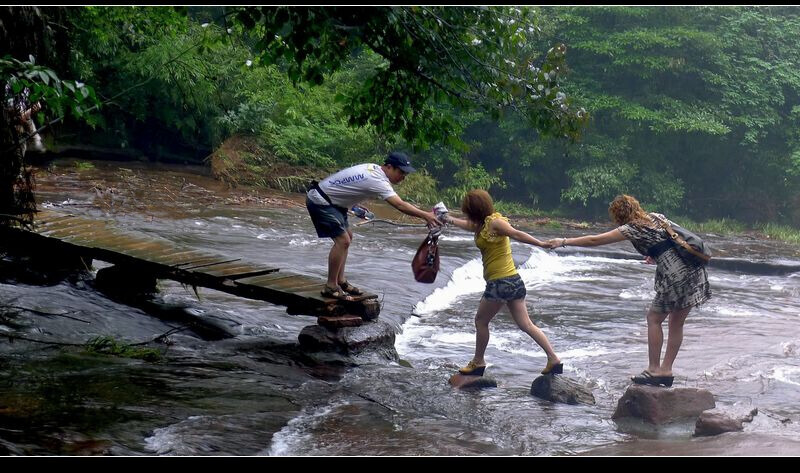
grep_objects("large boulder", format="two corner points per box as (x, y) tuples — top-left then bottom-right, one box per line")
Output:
(694, 406), (758, 437)
(298, 319), (398, 361)
(612, 385), (715, 424)
(530, 375), (595, 405)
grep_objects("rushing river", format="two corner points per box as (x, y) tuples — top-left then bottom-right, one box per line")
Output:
(1, 159), (799, 456)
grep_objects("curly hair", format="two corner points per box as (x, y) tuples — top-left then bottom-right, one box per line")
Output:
(461, 189), (495, 225)
(608, 194), (653, 226)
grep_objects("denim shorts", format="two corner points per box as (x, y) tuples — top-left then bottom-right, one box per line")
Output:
(306, 197), (349, 238)
(483, 274), (527, 302)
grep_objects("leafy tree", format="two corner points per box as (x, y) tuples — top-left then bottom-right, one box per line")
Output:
(1, 7), (100, 226)
(230, 6), (589, 150)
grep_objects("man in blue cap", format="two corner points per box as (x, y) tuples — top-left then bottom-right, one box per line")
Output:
(306, 151), (441, 300)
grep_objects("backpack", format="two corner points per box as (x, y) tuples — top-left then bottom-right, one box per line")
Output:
(647, 213), (711, 266)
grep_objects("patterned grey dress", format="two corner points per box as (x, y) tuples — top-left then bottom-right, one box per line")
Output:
(618, 213), (711, 313)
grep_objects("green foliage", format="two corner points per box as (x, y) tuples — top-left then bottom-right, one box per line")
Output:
(217, 53), (393, 167)
(493, 200), (542, 218)
(441, 162), (504, 208)
(394, 169), (439, 208)
(759, 222), (800, 245)
(85, 336), (162, 362)
(73, 160), (95, 170)
(1, 55), (101, 126)
(231, 6), (588, 149)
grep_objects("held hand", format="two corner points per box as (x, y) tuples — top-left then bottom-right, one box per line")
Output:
(423, 211), (442, 227)
(644, 256), (655, 265)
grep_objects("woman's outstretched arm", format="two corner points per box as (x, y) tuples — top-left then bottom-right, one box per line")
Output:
(445, 215), (479, 232)
(491, 218), (551, 248)
(549, 229), (627, 248)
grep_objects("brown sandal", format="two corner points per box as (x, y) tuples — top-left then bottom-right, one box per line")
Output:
(339, 280), (364, 296)
(320, 285), (355, 301)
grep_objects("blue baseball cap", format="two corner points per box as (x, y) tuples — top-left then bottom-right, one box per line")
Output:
(385, 151), (416, 174)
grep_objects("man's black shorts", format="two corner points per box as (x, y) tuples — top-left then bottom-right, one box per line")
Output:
(306, 196), (349, 238)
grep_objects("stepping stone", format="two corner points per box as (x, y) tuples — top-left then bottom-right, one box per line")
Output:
(449, 372), (497, 390)
(530, 374), (595, 405)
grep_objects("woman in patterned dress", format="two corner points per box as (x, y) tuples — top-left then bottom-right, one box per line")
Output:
(548, 194), (711, 387)
(445, 189), (563, 377)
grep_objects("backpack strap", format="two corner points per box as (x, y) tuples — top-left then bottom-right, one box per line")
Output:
(650, 214), (711, 263)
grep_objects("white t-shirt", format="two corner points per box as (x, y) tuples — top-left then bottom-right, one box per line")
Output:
(307, 163), (397, 208)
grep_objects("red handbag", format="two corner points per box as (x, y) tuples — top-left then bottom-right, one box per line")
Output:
(412, 234), (440, 283)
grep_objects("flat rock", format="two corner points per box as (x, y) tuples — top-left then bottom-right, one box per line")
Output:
(530, 374), (595, 405)
(448, 373), (497, 390)
(298, 319), (397, 360)
(694, 406), (758, 437)
(612, 384), (715, 424)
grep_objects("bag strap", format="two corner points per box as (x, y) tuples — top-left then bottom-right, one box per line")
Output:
(309, 180), (348, 214)
(650, 214), (710, 263)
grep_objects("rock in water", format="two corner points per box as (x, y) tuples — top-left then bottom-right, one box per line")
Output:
(449, 373), (497, 390)
(530, 374), (595, 405)
(694, 407), (758, 437)
(612, 385), (715, 424)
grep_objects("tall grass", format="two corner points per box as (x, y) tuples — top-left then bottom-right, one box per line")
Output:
(759, 223), (800, 245)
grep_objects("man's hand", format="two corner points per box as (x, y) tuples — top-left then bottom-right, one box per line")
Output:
(423, 211), (442, 227)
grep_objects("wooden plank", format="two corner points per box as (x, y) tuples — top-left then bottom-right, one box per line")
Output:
(36, 217), (99, 232)
(38, 220), (103, 237)
(198, 266), (279, 279)
(116, 246), (190, 262)
(234, 272), (302, 287)
(147, 250), (213, 266)
(113, 240), (177, 257)
(81, 232), (149, 248)
(187, 262), (265, 275)
(262, 276), (324, 292)
(181, 258), (241, 271)
(171, 255), (232, 269)
(33, 214), (77, 227)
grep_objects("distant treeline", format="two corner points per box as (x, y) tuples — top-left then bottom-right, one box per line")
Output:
(5, 6), (799, 226)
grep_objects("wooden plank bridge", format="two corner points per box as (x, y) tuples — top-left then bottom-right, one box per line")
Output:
(1, 209), (380, 328)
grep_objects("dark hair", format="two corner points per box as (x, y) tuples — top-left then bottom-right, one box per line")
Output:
(461, 189), (495, 225)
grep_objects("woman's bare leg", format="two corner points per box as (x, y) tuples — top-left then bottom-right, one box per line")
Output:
(660, 307), (691, 376)
(646, 308), (668, 374)
(470, 298), (504, 366)
(507, 298), (560, 366)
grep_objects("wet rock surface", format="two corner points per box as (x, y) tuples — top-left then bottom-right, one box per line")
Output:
(694, 406), (758, 437)
(612, 385), (716, 424)
(530, 374), (595, 405)
(448, 373), (497, 389)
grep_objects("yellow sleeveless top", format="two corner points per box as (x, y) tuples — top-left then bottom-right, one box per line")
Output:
(475, 212), (517, 281)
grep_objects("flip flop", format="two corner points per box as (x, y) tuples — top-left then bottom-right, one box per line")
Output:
(339, 280), (364, 296)
(631, 370), (674, 387)
(320, 285), (355, 302)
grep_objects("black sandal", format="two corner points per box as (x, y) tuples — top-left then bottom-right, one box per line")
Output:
(320, 285), (355, 301)
(339, 280), (364, 296)
(631, 370), (674, 387)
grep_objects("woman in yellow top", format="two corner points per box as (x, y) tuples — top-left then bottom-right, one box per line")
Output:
(445, 189), (563, 377)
